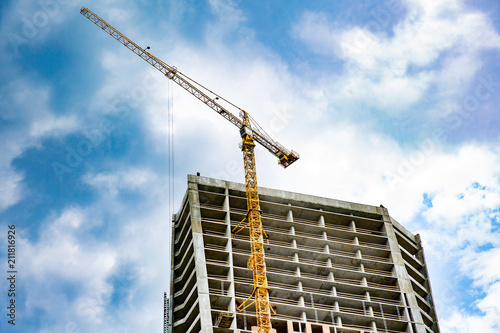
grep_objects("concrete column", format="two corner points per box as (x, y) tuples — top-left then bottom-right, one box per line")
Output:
(365, 291), (371, 301)
(187, 177), (212, 332)
(362, 277), (367, 286)
(296, 266), (301, 277)
(328, 272), (335, 281)
(367, 306), (374, 317)
(401, 295), (415, 333)
(322, 231), (328, 240)
(318, 214), (325, 227)
(294, 253), (300, 262)
(356, 250), (362, 258)
(334, 301), (340, 311)
(298, 296), (305, 307)
(324, 244), (330, 253)
(223, 191), (230, 210)
(415, 235), (425, 263)
(297, 281), (303, 292)
(380, 207), (427, 333)
(371, 321), (378, 332)
(331, 286), (337, 297)
(336, 316), (342, 327)
(223, 187), (237, 330)
(415, 234), (440, 323)
(360, 263), (365, 272)
(224, 188), (232, 238)
(326, 258), (332, 267)
(301, 312), (308, 322)
(287, 209), (294, 222)
(225, 215), (232, 239)
(349, 220), (357, 232)
(290, 226), (296, 235)
(353, 236), (359, 245)
(292, 239), (298, 249)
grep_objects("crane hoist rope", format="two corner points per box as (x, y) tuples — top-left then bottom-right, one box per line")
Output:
(80, 7), (299, 333)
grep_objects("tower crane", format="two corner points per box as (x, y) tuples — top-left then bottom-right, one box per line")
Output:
(81, 7), (299, 333)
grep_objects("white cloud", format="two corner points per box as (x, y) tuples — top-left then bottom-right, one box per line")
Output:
(478, 281), (500, 318)
(405, 144), (500, 332)
(208, 0), (245, 24)
(461, 247), (500, 287)
(0, 0), (80, 55)
(0, 78), (80, 212)
(424, 183), (500, 227)
(293, 0), (500, 113)
(13, 192), (171, 332)
(441, 301), (500, 333)
(292, 12), (338, 57)
(83, 168), (160, 198)
(19, 207), (117, 327)
(440, 248), (500, 333)
(30, 114), (78, 138)
(0, 168), (24, 211)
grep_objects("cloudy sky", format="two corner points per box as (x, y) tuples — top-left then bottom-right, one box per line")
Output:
(1, 0), (499, 332)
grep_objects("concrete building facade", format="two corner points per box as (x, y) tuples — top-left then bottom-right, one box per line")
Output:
(169, 175), (439, 333)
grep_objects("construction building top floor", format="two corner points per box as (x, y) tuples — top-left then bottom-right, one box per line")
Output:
(169, 175), (439, 333)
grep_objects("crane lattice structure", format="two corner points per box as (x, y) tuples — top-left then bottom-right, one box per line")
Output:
(81, 7), (299, 333)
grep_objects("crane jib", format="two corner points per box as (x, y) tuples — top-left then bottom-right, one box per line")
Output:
(80, 7), (298, 168)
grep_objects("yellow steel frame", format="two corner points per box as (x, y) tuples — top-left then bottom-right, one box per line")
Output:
(238, 112), (272, 332)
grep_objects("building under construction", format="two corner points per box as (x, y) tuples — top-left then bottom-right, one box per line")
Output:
(169, 175), (439, 333)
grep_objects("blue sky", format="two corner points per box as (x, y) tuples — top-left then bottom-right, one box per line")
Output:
(0, 0), (499, 332)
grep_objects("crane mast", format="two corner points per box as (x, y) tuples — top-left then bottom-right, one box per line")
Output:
(81, 7), (299, 332)
(240, 111), (271, 331)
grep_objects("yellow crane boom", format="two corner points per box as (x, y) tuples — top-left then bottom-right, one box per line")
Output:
(80, 7), (299, 332)
(80, 7), (298, 168)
